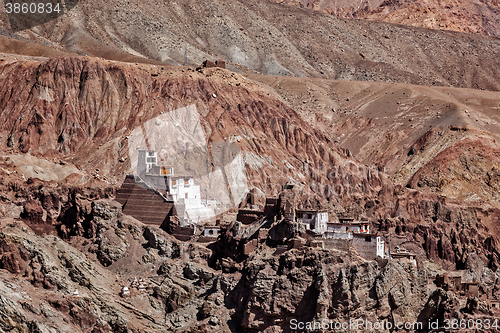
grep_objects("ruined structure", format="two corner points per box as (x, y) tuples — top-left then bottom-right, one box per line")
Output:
(201, 59), (226, 69)
(115, 175), (175, 226)
(295, 209), (328, 234)
(350, 233), (385, 260)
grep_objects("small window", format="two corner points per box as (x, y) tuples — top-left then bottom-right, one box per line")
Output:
(345, 226), (349, 232)
(148, 152), (155, 156)
(185, 193), (188, 198)
(209, 230), (214, 235)
(365, 236), (372, 242)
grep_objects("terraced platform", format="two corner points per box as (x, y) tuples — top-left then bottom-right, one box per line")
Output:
(115, 175), (174, 225)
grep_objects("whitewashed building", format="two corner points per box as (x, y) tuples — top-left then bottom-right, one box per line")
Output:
(136, 149), (214, 223)
(325, 218), (370, 239)
(295, 210), (328, 234)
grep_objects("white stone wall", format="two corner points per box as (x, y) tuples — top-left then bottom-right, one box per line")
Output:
(314, 212), (328, 234)
(145, 151), (157, 173)
(377, 238), (385, 258)
(170, 180), (201, 201)
(203, 228), (219, 237)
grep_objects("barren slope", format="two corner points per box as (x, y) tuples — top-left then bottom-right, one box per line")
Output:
(248, 74), (500, 208)
(266, 0), (500, 38)
(0, 54), (499, 265)
(1, 0), (500, 90)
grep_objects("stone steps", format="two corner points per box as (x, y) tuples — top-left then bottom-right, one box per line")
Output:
(116, 175), (174, 226)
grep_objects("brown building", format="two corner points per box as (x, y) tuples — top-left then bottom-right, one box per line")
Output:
(463, 281), (479, 297)
(435, 272), (479, 297)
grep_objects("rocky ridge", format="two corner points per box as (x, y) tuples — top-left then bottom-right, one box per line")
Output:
(1, 0), (500, 91)
(3, 201), (500, 332)
(248, 74), (500, 210)
(0, 55), (498, 269)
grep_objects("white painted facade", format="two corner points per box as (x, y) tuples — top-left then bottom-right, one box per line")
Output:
(169, 177), (200, 202)
(203, 227), (220, 237)
(325, 221), (370, 239)
(295, 210), (328, 234)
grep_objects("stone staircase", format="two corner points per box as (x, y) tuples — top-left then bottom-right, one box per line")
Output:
(115, 175), (174, 225)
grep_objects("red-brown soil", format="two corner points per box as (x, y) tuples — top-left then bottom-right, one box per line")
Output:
(0, 0), (499, 326)
(0, 54), (499, 270)
(249, 74), (500, 209)
(0, 53), (498, 331)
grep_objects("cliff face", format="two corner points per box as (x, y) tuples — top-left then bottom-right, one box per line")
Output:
(2, 212), (498, 333)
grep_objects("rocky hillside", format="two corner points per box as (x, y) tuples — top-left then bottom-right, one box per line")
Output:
(266, 0), (500, 38)
(0, 36), (500, 332)
(0, 0), (500, 331)
(0, 53), (499, 270)
(249, 74), (500, 210)
(1, 0), (500, 90)
(2, 198), (500, 332)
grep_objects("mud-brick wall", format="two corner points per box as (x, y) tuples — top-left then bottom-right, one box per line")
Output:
(352, 236), (377, 260)
(324, 239), (351, 252)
